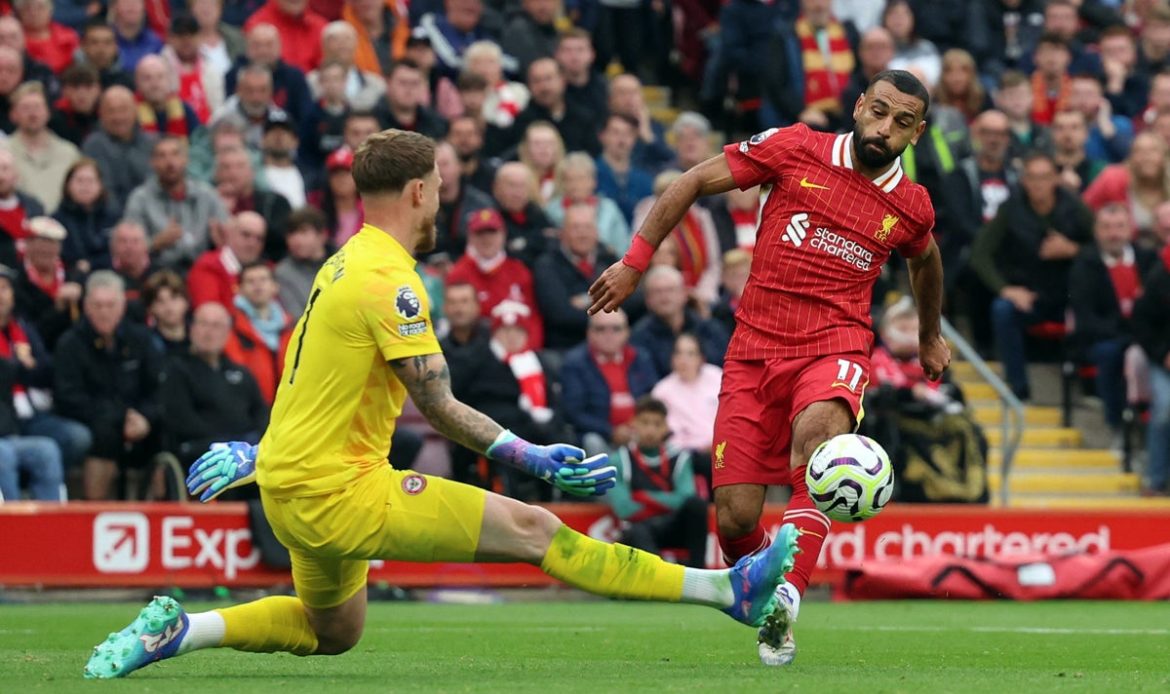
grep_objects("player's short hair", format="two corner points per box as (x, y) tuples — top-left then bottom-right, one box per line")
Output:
(867, 70), (930, 119)
(671, 111), (711, 138)
(239, 260), (273, 282)
(152, 134), (187, 156)
(1150, 4), (1170, 25)
(1071, 71), (1104, 87)
(445, 281), (477, 299)
(345, 109), (380, 126)
(1100, 25), (1134, 43)
(1097, 202), (1131, 220)
(634, 395), (668, 418)
(387, 58), (422, 80)
(352, 129), (436, 196)
(238, 63), (273, 86)
(142, 269), (187, 307)
(9, 81), (45, 107)
(1036, 31), (1070, 50)
(1021, 150), (1057, 171)
(61, 63), (100, 88)
(1052, 108), (1088, 126)
(556, 27), (592, 47)
(456, 70), (489, 92)
(82, 16), (114, 38)
(286, 206), (327, 235)
(602, 112), (639, 133)
(722, 248), (752, 269)
(644, 264), (685, 288)
(86, 269), (125, 296)
(998, 69), (1029, 91)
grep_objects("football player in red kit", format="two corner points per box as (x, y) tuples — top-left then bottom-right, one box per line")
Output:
(589, 70), (950, 665)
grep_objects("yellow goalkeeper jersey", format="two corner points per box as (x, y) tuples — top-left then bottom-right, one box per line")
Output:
(257, 224), (440, 498)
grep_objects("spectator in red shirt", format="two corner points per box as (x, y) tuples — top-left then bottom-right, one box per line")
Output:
(134, 54), (201, 140)
(447, 207), (545, 349)
(15, 0), (78, 74)
(1070, 204), (1157, 438)
(1030, 33), (1072, 125)
(223, 261), (293, 404)
(0, 146), (45, 269)
(187, 211), (267, 309)
(559, 307), (658, 456)
(245, 0), (327, 74)
(161, 13), (224, 124)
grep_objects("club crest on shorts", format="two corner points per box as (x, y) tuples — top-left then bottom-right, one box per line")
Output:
(395, 285), (422, 320)
(402, 474), (427, 495)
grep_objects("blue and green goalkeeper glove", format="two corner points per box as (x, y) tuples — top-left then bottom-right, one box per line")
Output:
(487, 430), (616, 497)
(186, 442), (258, 502)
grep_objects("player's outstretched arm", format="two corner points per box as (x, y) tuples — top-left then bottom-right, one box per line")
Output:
(906, 238), (951, 380)
(390, 352), (616, 496)
(588, 154), (738, 315)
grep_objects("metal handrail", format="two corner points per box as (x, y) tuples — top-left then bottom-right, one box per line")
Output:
(939, 317), (1025, 506)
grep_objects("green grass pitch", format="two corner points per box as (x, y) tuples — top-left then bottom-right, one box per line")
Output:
(2, 599), (1169, 692)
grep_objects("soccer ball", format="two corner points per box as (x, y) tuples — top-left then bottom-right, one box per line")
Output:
(805, 434), (894, 522)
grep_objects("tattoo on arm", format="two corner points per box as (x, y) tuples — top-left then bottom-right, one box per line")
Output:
(389, 353), (504, 454)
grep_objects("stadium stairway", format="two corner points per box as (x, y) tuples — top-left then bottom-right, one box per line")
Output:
(950, 361), (1170, 509)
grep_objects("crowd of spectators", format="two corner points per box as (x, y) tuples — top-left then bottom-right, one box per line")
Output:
(1, 0), (1169, 509)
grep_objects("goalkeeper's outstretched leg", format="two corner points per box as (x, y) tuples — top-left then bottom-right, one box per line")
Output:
(84, 487), (797, 679)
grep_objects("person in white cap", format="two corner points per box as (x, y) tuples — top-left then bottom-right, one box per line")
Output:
(13, 216), (83, 350)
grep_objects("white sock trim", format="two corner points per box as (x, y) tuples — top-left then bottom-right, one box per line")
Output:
(179, 610), (226, 654)
(681, 568), (735, 608)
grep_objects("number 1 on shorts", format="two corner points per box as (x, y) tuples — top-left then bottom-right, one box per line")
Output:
(835, 358), (863, 391)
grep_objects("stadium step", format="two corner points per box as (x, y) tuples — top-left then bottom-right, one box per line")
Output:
(970, 404), (1062, 427)
(983, 427), (1083, 448)
(989, 448), (1119, 470)
(959, 381), (1003, 402)
(988, 471), (1140, 494)
(641, 85), (672, 108)
(1000, 494), (1170, 509)
(950, 361), (1002, 381)
(649, 106), (680, 125)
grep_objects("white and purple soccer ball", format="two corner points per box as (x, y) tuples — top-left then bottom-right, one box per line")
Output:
(805, 434), (894, 522)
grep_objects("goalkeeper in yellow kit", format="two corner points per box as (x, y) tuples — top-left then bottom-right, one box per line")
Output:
(84, 131), (799, 679)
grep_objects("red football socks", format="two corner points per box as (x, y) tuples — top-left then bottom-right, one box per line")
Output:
(717, 522), (771, 565)
(782, 465), (832, 595)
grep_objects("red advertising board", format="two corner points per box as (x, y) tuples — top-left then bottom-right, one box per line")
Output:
(3, 502), (1170, 588)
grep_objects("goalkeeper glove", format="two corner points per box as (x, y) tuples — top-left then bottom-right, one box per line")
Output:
(487, 430), (617, 497)
(186, 442), (258, 502)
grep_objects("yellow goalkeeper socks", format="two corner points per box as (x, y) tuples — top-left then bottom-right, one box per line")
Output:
(215, 596), (319, 656)
(540, 525), (732, 607)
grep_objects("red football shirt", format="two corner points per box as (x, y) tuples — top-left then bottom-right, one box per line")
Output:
(722, 124), (935, 360)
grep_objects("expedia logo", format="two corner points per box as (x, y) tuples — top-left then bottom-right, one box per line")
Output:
(782, 213), (810, 247)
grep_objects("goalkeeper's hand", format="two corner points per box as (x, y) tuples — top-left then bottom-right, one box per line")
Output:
(185, 442), (258, 502)
(487, 431), (617, 497)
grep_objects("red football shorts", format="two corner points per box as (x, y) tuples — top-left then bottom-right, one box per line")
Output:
(711, 352), (869, 488)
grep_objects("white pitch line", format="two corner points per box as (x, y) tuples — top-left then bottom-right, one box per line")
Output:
(821, 625), (1170, 636)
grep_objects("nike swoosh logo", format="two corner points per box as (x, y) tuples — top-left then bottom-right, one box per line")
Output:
(800, 177), (830, 190)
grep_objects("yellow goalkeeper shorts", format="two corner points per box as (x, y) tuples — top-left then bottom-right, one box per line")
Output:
(261, 465), (487, 609)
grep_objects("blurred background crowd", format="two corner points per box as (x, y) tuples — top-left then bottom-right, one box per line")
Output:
(0, 0), (1168, 545)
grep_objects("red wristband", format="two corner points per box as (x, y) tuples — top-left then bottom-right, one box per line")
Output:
(621, 235), (654, 273)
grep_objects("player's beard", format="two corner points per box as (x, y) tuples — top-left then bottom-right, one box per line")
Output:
(414, 213), (438, 253)
(853, 126), (898, 169)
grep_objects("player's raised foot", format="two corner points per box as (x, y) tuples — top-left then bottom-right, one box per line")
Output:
(758, 582), (800, 666)
(721, 522), (800, 627)
(83, 595), (189, 679)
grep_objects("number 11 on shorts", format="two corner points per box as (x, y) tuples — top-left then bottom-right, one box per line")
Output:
(834, 359), (863, 392)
